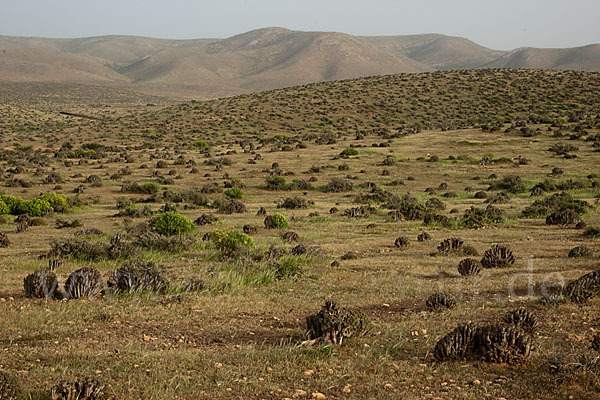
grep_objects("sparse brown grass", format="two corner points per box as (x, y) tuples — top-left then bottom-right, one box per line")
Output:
(0, 70), (599, 399)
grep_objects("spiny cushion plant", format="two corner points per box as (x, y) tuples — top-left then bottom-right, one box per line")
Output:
(394, 236), (409, 248)
(281, 231), (300, 242)
(458, 258), (482, 276)
(593, 334), (600, 352)
(503, 309), (539, 333)
(305, 300), (369, 345)
(481, 245), (515, 269)
(568, 246), (593, 258)
(417, 232), (431, 242)
(426, 293), (456, 311)
(563, 270), (600, 302)
(24, 270), (59, 299)
(64, 268), (105, 299)
(0, 370), (21, 400)
(210, 228), (255, 257)
(110, 260), (168, 293)
(151, 211), (195, 237)
(0, 232), (9, 248)
(434, 323), (480, 361)
(49, 377), (106, 400)
(437, 238), (477, 255)
(477, 324), (532, 364)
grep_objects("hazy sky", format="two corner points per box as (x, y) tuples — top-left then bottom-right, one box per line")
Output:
(1, 0), (599, 50)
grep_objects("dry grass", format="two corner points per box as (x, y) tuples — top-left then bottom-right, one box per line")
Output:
(0, 70), (599, 399)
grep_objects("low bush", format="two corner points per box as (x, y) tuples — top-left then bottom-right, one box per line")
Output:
(151, 212), (195, 237)
(210, 229), (255, 257)
(223, 187), (243, 199)
(264, 213), (289, 229)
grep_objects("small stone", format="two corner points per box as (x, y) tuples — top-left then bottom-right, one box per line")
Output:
(384, 383), (393, 390)
(342, 385), (351, 393)
(312, 393), (326, 400)
(304, 370), (314, 376)
(215, 363), (223, 369)
(293, 389), (307, 398)
(473, 379), (481, 386)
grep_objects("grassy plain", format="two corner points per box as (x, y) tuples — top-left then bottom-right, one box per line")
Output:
(0, 69), (599, 399)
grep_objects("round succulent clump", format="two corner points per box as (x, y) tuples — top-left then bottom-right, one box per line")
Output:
(49, 377), (106, 400)
(64, 268), (105, 299)
(458, 258), (482, 276)
(437, 238), (466, 254)
(426, 293), (456, 311)
(563, 270), (600, 303)
(503, 308), (538, 333)
(434, 323), (480, 361)
(568, 246), (593, 258)
(0, 370), (21, 400)
(394, 236), (409, 248)
(592, 334), (600, 352)
(281, 231), (300, 242)
(242, 224), (258, 234)
(110, 260), (168, 293)
(481, 245), (515, 269)
(24, 270), (59, 299)
(478, 325), (532, 364)
(305, 300), (369, 345)
(0, 232), (9, 248)
(417, 232), (431, 242)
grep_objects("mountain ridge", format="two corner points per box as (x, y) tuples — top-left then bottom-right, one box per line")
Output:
(1, 28), (599, 98)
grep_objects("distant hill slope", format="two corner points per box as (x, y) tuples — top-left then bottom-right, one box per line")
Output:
(483, 44), (600, 72)
(362, 34), (505, 70)
(112, 69), (600, 141)
(119, 28), (429, 92)
(0, 48), (126, 83)
(0, 29), (599, 98)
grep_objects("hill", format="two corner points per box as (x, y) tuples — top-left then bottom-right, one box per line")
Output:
(101, 69), (600, 147)
(1, 29), (599, 99)
(484, 44), (600, 72)
(0, 48), (126, 83)
(362, 34), (505, 70)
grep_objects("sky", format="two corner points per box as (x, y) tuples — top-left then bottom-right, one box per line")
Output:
(1, 0), (599, 50)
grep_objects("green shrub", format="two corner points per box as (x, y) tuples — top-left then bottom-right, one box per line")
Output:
(489, 175), (526, 193)
(19, 199), (53, 216)
(522, 192), (588, 218)
(266, 176), (287, 190)
(0, 200), (8, 215)
(192, 140), (209, 149)
(224, 187), (243, 199)
(461, 205), (504, 228)
(0, 195), (22, 214)
(38, 192), (69, 212)
(340, 147), (359, 158)
(269, 213), (289, 228)
(211, 229), (255, 257)
(151, 212), (195, 236)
